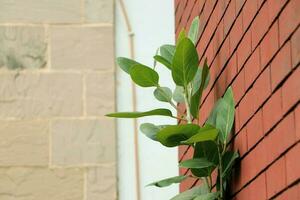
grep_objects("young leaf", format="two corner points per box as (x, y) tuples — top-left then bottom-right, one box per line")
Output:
(156, 124), (200, 147)
(171, 185), (210, 200)
(179, 158), (214, 169)
(216, 87), (235, 142)
(192, 67), (210, 95)
(147, 175), (188, 188)
(160, 44), (176, 63)
(153, 55), (172, 70)
(177, 29), (186, 44)
(193, 192), (219, 200)
(188, 16), (200, 45)
(154, 87), (173, 102)
(222, 151), (239, 180)
(129, 64), (159, 87)
(172, 38), (199, 87)
(173, 86), (185, 103)
(106, 108), (173, 118)
(140, 123), (162, 141)
(117, 57), (141, 74)
(191, 141), (219, 177)
(190, 59), (209, 118)
(181, 124), (218, 144)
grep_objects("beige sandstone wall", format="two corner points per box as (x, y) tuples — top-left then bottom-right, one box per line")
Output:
(0, 0), (116, 199)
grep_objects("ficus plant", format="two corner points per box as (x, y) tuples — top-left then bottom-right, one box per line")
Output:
(106, 17), (239, 200)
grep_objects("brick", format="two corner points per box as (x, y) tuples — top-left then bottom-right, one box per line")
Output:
(285, 143), (300, 184)
(268, 0), (289, 24)
(86, 72), (115, 116)
(0, 0), (81, 23)
(252, 67), (272, 110)
(279, 0), (300, 45)
(247, 109), (264, 149)
(224, 0), (236, 36)
(87, 165), (117, 200)
(175, 0), (187, 28)
(296, 105), (300, 140)
(237, 30), (252, 71)
(248, 173), (267, 200)
(240, 139), (268, 187)
(233, 128), (248, 156)
(0, 73), (82, 119)
(276, 184), (300, 200)
(265, 112), (296, 164)
(271, 41), (292, 90)
(0, 26), (47, 69)
(179, 146), (189, 162)
(51, 119), (116, 166)
(291, 27), (300, 67)
(232, 68), (245, 104)
(262, 88), (283, 133)
(0, 120), (48, 166)
(235, 0), (246, 15)
(251, 2), (270, 49)
(0, 167), (83, 200)
(242, 0), (257, 31)
(51, 26), (114, 70)
(282, 67), (300, 113)
(244, 47), (261, 89)
(213, 22), (224, 55)
(229, 14), (243, 52)
(260, 21), (279, 67)
(266, 157), (287, 198)
(85, 0), (113, 23)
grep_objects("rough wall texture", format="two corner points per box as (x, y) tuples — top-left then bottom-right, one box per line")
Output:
(0, 0), (116, 200)
(176, 0), (300, 199)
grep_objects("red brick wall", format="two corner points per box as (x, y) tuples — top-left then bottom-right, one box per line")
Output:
(175, 0), (300, 199)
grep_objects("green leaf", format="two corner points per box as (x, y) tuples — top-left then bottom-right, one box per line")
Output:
(190, 59), (209, 118)
(160, 44), (176, 64)
(173, 86), (185, 103)
(116, 57), (141, 74)
(129, 64), (159, 87)
(181, 124), (218, 144)
(156, 124), (200, 147)
(177, 29), (186, 44)
(206, 99), (222, 126)
(171, 185), (209, 200)
(192, 67), (210, 95)
(188, 16), (200, 45)
(106, 108), (173, 118)
(140, 123), (166, 141)
(172, 38), (199, 86)
(222, 151), (239, 180)
(154, 55), (172, 70)
(216, 87), (235, 142)
(191, 141), (219, 177)
(179, 158), (214, 169)
(147, 175), (187, 188)
(194, 192), (219, 200)
(154, 87), (173, 102)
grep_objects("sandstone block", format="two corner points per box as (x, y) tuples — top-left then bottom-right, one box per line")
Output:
(0, 26), (47, 70)
(87, 165), (117, 200)
(51, 26), (114, 70)
(51, 119), (116, 166)
(0, 73), (83, 119)
(0, 167), (83, 200)
(0, 0), (81, 23)
(0, 120), (48, 166)
(86, 71), (115, 116)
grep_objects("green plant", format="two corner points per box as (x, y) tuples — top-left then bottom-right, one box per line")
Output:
(106, 17), (239, 200)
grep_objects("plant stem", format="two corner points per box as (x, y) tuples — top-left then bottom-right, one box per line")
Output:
(183, 87), (192, 124)
(218, 145), (224, 199)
